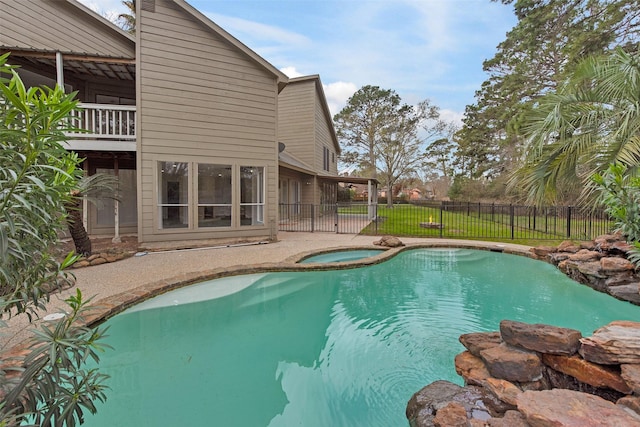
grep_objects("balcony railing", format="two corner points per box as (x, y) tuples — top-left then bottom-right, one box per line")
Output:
(66, 103), (136, 140)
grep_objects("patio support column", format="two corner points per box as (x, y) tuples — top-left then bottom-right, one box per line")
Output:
(82, 159), (88, 232)
(55, 52), (64, 92)
(112, 155), (121, 243)
(367, 179), (374, 219)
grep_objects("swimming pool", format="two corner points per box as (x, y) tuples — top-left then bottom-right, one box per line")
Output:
(83, 248), (640, 427)
(299, 249), (385, 263)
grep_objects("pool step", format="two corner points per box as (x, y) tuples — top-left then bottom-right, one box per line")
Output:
(240, 274), (311, 307)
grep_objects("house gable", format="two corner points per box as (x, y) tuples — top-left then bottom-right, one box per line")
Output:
(278, 75), (340, 176)
(137, 0), (282, 243)
(0, 0), (134, 58)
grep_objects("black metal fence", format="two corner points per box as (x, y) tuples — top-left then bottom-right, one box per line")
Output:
(278, 201), (614, 241)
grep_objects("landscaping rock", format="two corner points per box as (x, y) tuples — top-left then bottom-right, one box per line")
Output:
(617, 396), (640, 420)
(406, 381), (503, 427)
(576, 261), (606, 279)
(406, 381), (464, 427)
(568, 249), (602, 262)
(595, 233), (626, 252)
(480, 344), (543, 383)
(482, 377), (521, 406)
(531, 246), (555, 259)
(558, 240), (581, 253)
(620, 364), (640, 394)
(580, 321), (640, 365)
(580, 241), (596, 251)
(517, 389), (639, 427)
(72, 260), (90, 268)
(600, 256), (635, 272)
(608, 284), (640, 304)
(549, 252), (571, 264)
(611, 241), (635, 255)
(373, 235), (404, 247)
(542, 354), (631, 394)
(605, 272), (637, 287)
(455, 351), (491, 385)
(481, 410), (531, 427)
(459, 331), (502, 357)
(500, 320), (582, 355)
(433, 402), (467, 427)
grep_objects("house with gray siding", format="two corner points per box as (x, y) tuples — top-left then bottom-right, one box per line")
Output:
(1, 0), (376, 244)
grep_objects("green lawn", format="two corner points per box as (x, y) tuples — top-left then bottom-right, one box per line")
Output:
(344, 203), (612, 243)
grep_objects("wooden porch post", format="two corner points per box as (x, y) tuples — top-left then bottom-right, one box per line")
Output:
(112, 155), (121, 243)
(368, 179), (373, 219)
(55, 52), (64, 91)
(82, 158), (88, 231)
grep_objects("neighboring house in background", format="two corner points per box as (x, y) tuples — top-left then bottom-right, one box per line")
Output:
(1, 0), (375, 244)
(407, 188), (423, 201)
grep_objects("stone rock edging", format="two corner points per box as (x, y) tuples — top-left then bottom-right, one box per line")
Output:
(406, 320), (640, 426)
(531, 233), (640, 305)
(71, 251), (133, 268)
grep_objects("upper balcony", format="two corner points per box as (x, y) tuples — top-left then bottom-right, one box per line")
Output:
(64, 103), (136, 152)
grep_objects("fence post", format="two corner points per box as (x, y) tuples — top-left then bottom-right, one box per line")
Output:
(567, 206), (572, 238)
(335, 204), (339, 233)
(510, 204), (514, 240)
(311, 204), (315, 232)
(440, 203), (444, 238)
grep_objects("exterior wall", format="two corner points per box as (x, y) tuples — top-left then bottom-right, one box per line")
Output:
(137, 0), (280, 243)
(314, 93), (338, 175)
(0, 0), (134, 57)
(277, 81), (316, 168)
(278, 78), (339, 176)
(278, 168), (314, 205)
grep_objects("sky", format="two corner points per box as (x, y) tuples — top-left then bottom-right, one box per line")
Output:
(80, 0), (517, 125)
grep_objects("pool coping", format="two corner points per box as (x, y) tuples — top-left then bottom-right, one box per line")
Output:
(81, 241), (534, 328)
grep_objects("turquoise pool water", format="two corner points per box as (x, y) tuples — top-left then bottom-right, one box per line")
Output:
(84, 249), (640, 427)
(300, 249), (385, 263)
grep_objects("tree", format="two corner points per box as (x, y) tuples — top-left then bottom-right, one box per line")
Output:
(0, 54), (110, 426)
(511, 48), (640, 205)
(66, 174), (119, 256)
(117, 0), (136, 34)
(334, 85), (404, 179)
(454, 0), (640, 199)
(423, 138), (457, 179)
(334, 86), (446, 207)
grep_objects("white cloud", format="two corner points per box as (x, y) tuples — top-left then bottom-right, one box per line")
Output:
(77, 0), (126, 22)
(439, 109), (465, 128)
(323, 81), (358, 116)
(204, 13), (311, 48)
(280, 67), (304, 78)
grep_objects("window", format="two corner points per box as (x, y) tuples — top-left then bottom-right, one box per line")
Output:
(323, 146), (330, 171)
(198, 164), (232, 227)
(332, 152), (335, 164)
(240, 166), (264, 226)
(158, 161), (189, 228)
(157, 162), (267, 230)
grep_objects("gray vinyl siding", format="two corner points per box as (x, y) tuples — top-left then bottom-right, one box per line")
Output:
(315, 95), (338, 175)
(278, 80), (316, 168)
(0, 0), (134, 57)
(278, 78), (339, 176)
(138, 0), (279, 243)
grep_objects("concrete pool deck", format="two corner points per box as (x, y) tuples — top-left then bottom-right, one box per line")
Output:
(0, 233), (532, 350)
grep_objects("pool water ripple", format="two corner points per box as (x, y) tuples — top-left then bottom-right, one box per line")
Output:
(84, 249), (640, 427)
